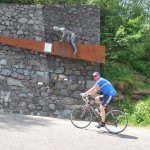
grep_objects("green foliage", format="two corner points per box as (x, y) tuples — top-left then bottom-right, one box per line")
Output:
(102, 62), (135, 80)
(130, 98), (150, 126)
(93, 0), (150, 78)
(131, 60), (150, 77)
(114, 97), (150, 127)
(115, 98), (134, 114)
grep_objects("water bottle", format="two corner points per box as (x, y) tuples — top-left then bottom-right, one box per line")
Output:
(95, 108), (99, 114)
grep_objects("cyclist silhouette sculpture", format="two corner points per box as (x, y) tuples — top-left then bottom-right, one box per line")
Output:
(53, 26), (78, 55)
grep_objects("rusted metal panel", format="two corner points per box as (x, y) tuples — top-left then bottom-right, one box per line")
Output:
(0, 36), (45, 53)
(52, 41), (105, 64)
(0, 36), (105, 64)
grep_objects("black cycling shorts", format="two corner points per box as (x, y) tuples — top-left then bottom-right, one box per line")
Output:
(99, 95), (114, 107)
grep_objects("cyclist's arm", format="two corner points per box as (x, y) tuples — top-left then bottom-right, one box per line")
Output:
(60, 33), (65, 41)
(85, 84), (100, 96)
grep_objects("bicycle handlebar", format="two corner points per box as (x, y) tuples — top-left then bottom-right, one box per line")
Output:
(81, 95), (95, 105)
(81, 95), (89, 101)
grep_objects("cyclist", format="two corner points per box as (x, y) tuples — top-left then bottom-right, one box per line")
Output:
(80, 71), (117, 128)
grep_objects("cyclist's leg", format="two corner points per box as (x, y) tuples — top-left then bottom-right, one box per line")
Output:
(96, 95), (114, 128)
(95, 95), (103, 115)
(95, 95), (102, 105)
(95, 95), (107, 128)
(95, 95), (103, 122)
(101, 95), (113, 122)
(71, 34), (78, 55)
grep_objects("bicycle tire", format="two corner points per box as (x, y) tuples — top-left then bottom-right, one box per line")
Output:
(70, 106), (93, 129)
(105, 110), (128, 134)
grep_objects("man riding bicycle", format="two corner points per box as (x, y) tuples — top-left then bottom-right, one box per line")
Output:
(81, 71), (117, 128)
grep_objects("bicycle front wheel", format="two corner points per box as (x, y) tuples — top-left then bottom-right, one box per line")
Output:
(105, 110), (128, 134)
(71, 106), (93, 129)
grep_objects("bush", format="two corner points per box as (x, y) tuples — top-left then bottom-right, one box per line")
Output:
(131, 60), (150, 78)
(130, 98), (150, 126)
(113, 97), (150, 127)
(102, 62), (134, 80)
(114, 98), (134, 114)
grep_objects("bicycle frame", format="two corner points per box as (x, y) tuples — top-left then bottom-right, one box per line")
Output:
(82, 96), (121, 123)
(82, 96), (100, 117)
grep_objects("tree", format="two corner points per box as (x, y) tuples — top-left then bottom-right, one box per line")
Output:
(90, 0), (149, 69)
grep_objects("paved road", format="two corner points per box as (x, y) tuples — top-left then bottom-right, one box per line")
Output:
(0, 112), (150, 150)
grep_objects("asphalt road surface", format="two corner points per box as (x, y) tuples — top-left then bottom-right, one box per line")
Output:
(0, 112), (150, 150)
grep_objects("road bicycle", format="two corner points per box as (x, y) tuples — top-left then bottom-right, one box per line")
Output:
(70, 95), (128, 134)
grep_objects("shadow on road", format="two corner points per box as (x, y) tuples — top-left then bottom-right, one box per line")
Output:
(98, 130), (138, 139)
(0, 112), (55, 131)
(84, 128), (138, 140)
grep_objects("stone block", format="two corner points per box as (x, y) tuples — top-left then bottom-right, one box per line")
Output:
(7, 78), (24, 87)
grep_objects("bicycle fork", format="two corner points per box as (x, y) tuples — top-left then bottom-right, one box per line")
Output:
(80, 105), (88, 118)
(90, 106), (101, 122)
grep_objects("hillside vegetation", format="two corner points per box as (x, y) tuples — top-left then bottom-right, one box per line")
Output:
(1, 0), (150, 126)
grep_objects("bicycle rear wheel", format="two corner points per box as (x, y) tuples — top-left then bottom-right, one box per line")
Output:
(71, 106), (93, 129)
(105, 110), (128, 134)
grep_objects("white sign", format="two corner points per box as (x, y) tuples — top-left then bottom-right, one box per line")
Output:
(44, 43), (52, 53)
(37, 82), (43, 85)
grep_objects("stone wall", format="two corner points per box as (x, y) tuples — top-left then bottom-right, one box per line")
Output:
(0, 4), (100, 118)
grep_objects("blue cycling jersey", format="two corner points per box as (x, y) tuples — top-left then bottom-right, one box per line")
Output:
(96, 77), (116, 96)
